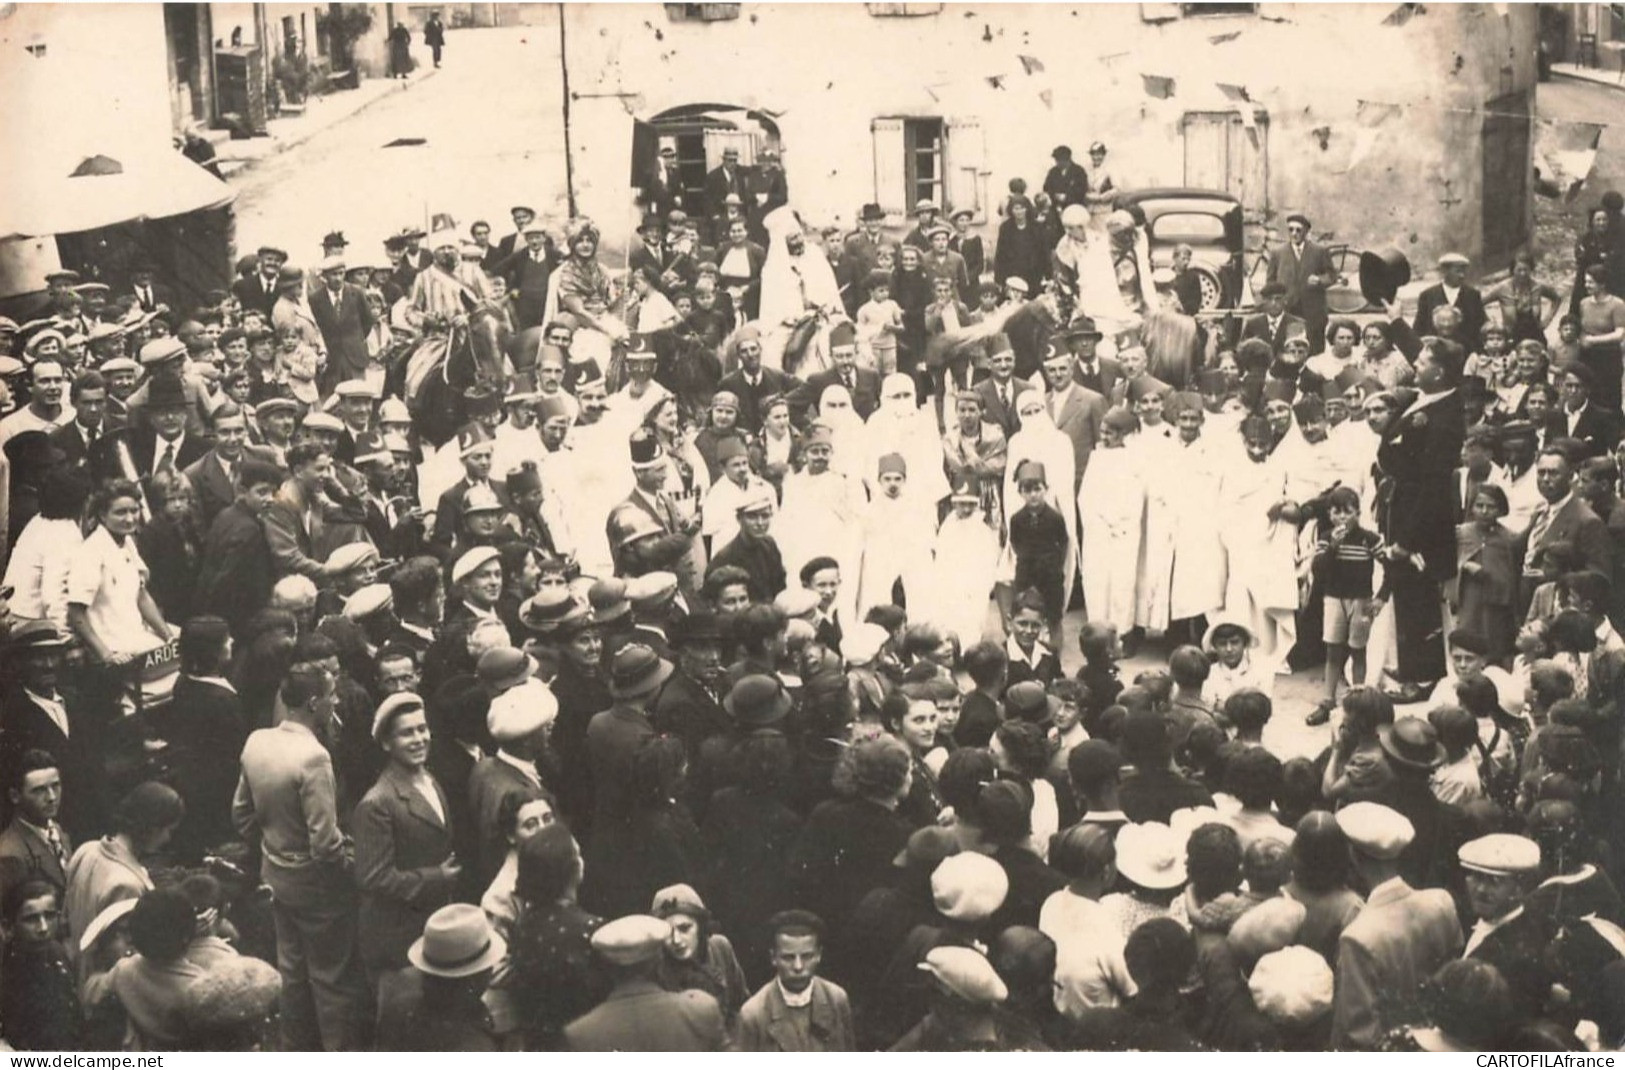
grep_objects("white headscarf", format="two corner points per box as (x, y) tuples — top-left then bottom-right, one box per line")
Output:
(817, 383), (865, 479)
(864, 374), (948, 504)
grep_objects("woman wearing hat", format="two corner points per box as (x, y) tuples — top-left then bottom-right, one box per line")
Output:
(1099, 822), (1190, 938)
(651, 883), (749, 1025)
(353, 693), (459, 986)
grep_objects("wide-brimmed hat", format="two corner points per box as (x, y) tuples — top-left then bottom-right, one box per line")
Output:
(724, 674), (793, 728)
(609, 643), (674, 698)
(1064, 316), (1102, 341)
(1379, 717), (1446, 771)
(407, 904), (507, 978)
(5, 619), (68, 656)
(1115, 822), (1188, 890)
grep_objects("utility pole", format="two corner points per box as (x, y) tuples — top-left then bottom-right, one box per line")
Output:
(558, 2), (576, 217)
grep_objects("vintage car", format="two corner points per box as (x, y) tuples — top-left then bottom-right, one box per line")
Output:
(1112, 187), (1247, 311)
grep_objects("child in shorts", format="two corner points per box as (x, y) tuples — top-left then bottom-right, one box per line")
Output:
(1308, 485), (1385, 726)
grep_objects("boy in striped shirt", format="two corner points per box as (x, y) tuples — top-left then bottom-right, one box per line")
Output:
(1307, 485), (1386, 726)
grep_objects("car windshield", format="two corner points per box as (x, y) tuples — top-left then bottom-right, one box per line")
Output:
(1149, 211), (1227, 244)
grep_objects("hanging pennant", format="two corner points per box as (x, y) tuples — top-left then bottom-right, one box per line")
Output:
(1018, 54), (1045, 75)
(1038, 87), (1054, 109)
(1140, 74), (1175, 100)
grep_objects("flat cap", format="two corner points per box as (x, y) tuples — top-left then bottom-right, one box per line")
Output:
(1336, 801), (1414, 860)
(334, 380), (376, 399)
(918, 945), (1007, 1005)
(372, 692), (426, 741)
(342, 583), (393, 621)
(139, 336), (187, 365)
(1438, 252), (1470, 267)
(590, 915), (671, 966)
(301, 411), (343, 433)
(772, 586), (820, 618)
(487, 678), (558, 741)
(326, 542), (380, 573)
(451, 546), (501, 585)
(931, 853), (1009, 921)
(625, 571), (679, 610)
(1457, 833), (1540, 876)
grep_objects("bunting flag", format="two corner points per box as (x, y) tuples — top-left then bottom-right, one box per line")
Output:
(1140, 74), (1176, 100)
(1018, 54), (1045, 75)
(1209, 30), (1242, 44)
(986, 75), (1006, 89)
(1216, 83), (1251, 102)
(1038, 87), (1054, 109)
(1383, 3), (1424, 26)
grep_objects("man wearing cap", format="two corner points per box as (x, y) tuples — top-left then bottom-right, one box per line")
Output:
(124, 263), (173, 316)
(495, 222), (558, 331)
(1242, 282), (1306, 355)
(1455, 833), (1552, 1018)
(643, 141), (681, 222)
(791, 321), (881, 424)
(0, 624), (98, 843)
(469, 652), (555, 885)
(700, 435), (771, 551)
(1266, 213), (1337, 355)
(922, 224), (971, 302)
(230, 247), (287, 319)
(703, 146), (749, 236)
(429, 423), (503, 555)
(843, 203), (897, 286)
(1043, 145), (1090, 213)
(649, 612), (729, 781)
(121, 336), (216, 438)
(310, 256), (374, 392)
(1414, 253), (1487, 355)
(1329, 801), (1463, 1049)
(746, 148), (789, 244)
(706, 485), (787, 602)
(716, 326), (798, 434)
(233, 665), (369, 1050)
(566, 914), (727, 1051)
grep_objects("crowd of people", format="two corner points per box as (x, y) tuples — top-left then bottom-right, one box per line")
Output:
(0, 137), (1622, 1052)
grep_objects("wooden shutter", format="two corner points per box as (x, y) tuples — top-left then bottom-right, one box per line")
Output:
(945, 117), (987, 222)
(872, 118), (907, 218)
(1182, 112), (1229, 190)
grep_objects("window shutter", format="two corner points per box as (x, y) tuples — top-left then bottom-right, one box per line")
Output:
(945, 117), (987, 222)
(872, 118), (907, 218)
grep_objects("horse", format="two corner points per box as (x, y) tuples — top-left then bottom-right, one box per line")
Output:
(399, 306), (509, 447)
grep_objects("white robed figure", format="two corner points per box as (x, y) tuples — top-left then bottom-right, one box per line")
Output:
(1215, 416), (1300, 672)
(778, 423), (867, 627)
(926, 475), (1003, 646)
(1000, 392), (1078, 601)
(862, 374), (951, 508)
(1127, 383), (1181, 634)
(1166, 401), (1228, 625)
(1078, 408), (1146, 633)
(811, 383), (869, 483)
(1052, 205), (1139, 336)
(857, 452), (938, 618)
(758, 206), (846, 376)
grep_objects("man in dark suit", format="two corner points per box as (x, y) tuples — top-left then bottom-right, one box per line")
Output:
(607, 431), (703, 595)
(196, 459), (284, 637)
(746, 149), (789, 246)
(1042, 145), (1090, 212)
(309, 257), (375, 389)
(1266, 213), (1336, 354)
(703, 147), (749, 236)
(843, 204), (898, 283)
(791, 322), (879, 426)
(49, 369), (110, 473)
(124, 263), (175, 315)
(491, 206), (536, 266)
(184, 405), (273, 528)
(1412, 252), (1488, 355)
(128, 373), (210, 479)
(975, 338), (1035, 438)
(0, 623), (99, 843)
(1516, 445), (1614, 609)
(628, 215), (674, 291)
(230, 246), (287, 320)
(1377, 341), (1468, 698)
(1458, 832), (1557, 1021)
(0, 750), (72, 898)
(430, 425), (504, 557)
(716, 328), (800, 434)
(644, 143), (682, 220)
(650, 613), (730, 811)
(707, 490), (787, 602)
(1546, 362), (1625, 460)
(496, 224), (558, 330)
(1241, 283), (1306, 355)
(1041, 344), (1107, 489)
(1063, 317), (1121, 399)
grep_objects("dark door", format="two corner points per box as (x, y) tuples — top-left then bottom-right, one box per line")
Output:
(1482, 91), (1532, 266)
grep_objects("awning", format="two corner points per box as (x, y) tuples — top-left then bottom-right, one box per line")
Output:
(0, 150), (237, 241)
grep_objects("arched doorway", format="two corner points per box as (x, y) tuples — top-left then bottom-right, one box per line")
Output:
(631, 103), (781, 223)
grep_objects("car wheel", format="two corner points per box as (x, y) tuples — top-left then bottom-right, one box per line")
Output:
(1193, 267), (1223, 310)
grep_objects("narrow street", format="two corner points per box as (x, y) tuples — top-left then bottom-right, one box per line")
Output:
(229, 23), (569, 263)
(1533, 73), (1625, 294)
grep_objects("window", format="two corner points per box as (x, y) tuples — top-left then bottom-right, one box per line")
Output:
(1149, 212), (1228, 244)
(663, 3), (741, 21)
(872, 117), (986, 221)
(865, 3), (944, 15)
(1611, 4), (1625, 40)
(1181, 2), (1258, 13)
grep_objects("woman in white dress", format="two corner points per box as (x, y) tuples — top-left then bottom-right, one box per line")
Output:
(1001, 392), (1078, 607)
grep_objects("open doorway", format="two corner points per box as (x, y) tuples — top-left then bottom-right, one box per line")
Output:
(631, 103), (781, 220)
